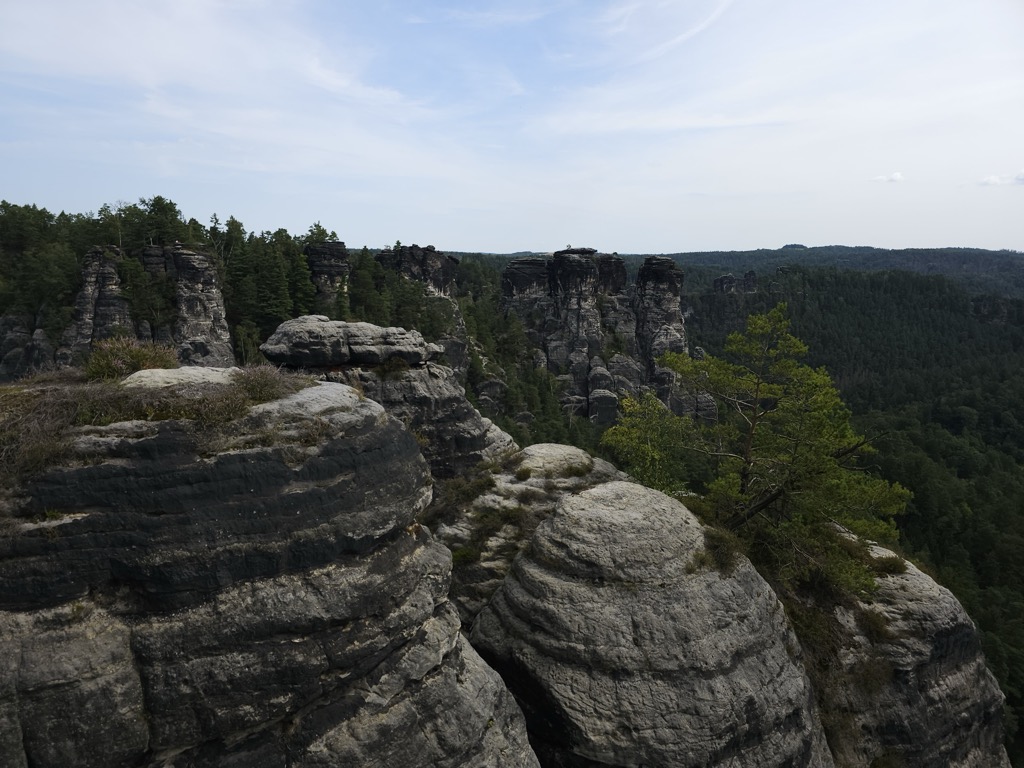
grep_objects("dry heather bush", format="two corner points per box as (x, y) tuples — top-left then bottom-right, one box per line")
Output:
(84, 337), (180, 380)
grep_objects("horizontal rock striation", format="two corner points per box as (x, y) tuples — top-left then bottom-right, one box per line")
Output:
(0, 379), (538, 767)
(262, 315), (516, 478)
(471, 481), (834, 767)
(432, 443), (627, 627)
(826, 543), (1010, 767)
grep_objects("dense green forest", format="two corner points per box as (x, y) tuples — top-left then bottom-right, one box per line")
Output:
(661, 244), (1024, 297)
(684, 269), (1024, 760)
(3, 198), (1024, 759)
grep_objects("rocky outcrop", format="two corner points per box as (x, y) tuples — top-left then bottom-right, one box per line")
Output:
(55, 246), (135, 366)
(714, 270), (758, 294)
(376, 243), (470, 376)
(0, 376), (538, 767)
(825, 543), (1010, 767)
(500, 249), (692, 422)
(471, 481), (835, 767)
(377, 243), (459, 296)
(431, 443), (627, 626)
(165, 246), (234, 366)
(0, 317), (56, 380)
(2, 245), (233, 376)
(304, 241), (350, 316)
(261, 315), (517, 478)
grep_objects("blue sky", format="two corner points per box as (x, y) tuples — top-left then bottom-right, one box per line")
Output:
(1, 0), (1022, 253)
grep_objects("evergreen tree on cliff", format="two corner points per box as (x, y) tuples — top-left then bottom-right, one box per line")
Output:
(603, 304), (908, 595)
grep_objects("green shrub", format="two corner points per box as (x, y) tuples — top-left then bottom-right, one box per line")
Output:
(84, 337), (179, 380)
(376, 356), (411, 380)
(870, 554), (908, 576)
(703, 526), (742, 574)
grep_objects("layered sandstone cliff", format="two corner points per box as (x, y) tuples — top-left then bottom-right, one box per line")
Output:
(0, 375), (537, 767)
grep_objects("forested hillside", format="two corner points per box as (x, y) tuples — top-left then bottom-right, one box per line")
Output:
(660, 244), (1024, 297)
(684, 268), (1024, 760)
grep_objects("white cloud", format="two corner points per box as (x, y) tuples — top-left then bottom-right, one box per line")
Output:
(872, 172), (905, 183)
(979, 170), (1024, 186)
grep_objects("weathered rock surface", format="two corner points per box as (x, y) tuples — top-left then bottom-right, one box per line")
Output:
(164, 245), (234, 366)
(375, 243), (470, 376)
(262, 315), (516, 478)
(377, 243), (459, 296)
(471, 480), (835, 767)
(501, 249), (695, 421)
(0, 317), (55, 380)
(2, 245), (234, 377)
(0, 380), (538, 767)
(825, 543), (1010, 767)
(55, 246), (135, 366)
(431, 443), (627, 627)
(304, 241), (351, 316)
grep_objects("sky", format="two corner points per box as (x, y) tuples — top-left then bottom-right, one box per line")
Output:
(1, 0), (1022, 254)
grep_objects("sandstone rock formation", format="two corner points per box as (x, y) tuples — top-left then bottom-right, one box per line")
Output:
(163, 245), (234, 366)
(431, 443), (627, 626)
(303, 241), (351, 316)
(377, 243), (459, 296)
(376, 243), (469, 376)
(501, 248), (696, 422)
(471, 481), (836, 767)
(55, 246), (135, 366)
(0, 377), (538, 767)
(0, 317), (56, 380)
(825, 543), (1010, 767)
(2, 245), (233, 378)
(261, 315), (516, 478)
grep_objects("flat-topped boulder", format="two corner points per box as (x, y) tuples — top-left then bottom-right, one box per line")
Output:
(260, 315), (443, 368)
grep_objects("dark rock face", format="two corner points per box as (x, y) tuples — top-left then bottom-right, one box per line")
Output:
(304, 241), (350, 315)
(471, 481), (835, 767)
(501, 250), (691, 421)
(261, 316), (517, 478)
(377, 243), (459, 296)
(0, 317), (56, 380)
(0, 380), (538, 767)
(714, 270), (758, 294)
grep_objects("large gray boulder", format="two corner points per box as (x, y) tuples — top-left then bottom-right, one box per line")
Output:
(260, 315), (442, 368)
(471, 481), (834, 767)
(0, 380), (538, 767)
(826, 543), (1010, 767)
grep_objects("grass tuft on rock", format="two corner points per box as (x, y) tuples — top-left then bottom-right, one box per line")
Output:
(0, 365), (314, 486)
